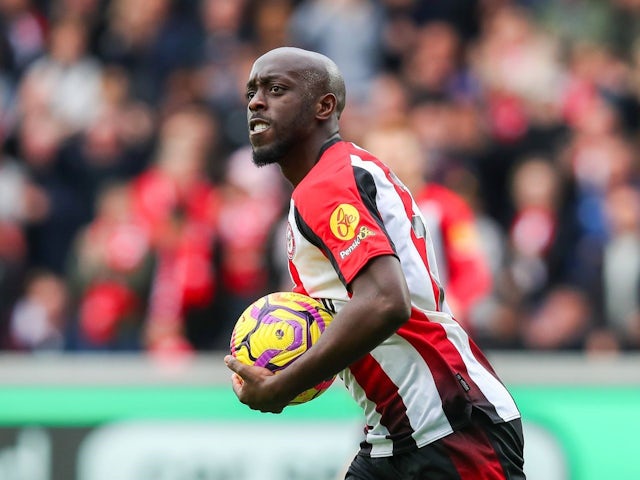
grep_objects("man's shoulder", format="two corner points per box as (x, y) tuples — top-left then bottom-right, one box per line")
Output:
(295, 140), (384, 194)
(319, 140), (384, 174)
(298, 142), (353, 186)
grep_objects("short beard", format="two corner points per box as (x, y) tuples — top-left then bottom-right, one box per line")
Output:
(251, 136), (295, 167)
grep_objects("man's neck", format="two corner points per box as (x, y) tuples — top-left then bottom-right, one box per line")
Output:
(315, 132), (342, 164)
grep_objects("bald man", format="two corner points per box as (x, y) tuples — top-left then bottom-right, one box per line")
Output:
(225, 47), (526, 480)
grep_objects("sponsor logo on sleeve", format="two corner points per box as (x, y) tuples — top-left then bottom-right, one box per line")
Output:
(329, 204), (360, 241)
(339, 226), (375, 259)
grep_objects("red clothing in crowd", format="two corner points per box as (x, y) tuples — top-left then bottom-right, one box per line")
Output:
(414, 184), (492, 329)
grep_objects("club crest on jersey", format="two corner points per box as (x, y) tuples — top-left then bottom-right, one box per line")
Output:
(330, 204), (360, 240)
(339, 226), (375, 259)
(286, 222), (295, 259)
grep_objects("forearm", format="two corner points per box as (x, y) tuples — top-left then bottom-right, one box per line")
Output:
(274, 295), (405, 401)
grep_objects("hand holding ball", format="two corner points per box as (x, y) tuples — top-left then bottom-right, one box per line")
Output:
(229, 291), (335, 405)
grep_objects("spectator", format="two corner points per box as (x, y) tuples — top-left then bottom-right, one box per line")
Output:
(521, 285), (593, 350)
(507, 156), (565, 301)
(196, 0), (256, 151)
(8, 269), (69, 351)
(130, 105), (221, 352)
(97, 0), (201, 105)
(249, 0), (293, 54)
(57, 64), (156, 220)
(46, 0), (106, 43)
(197, 0), (250, 110)
(15, 110), (86, 274)
(0, 0), (47, 76)
(289, 0), (384, 105)
(19, 14), (103, 135)
(0, 147), (30, 346)
(602, 184), (640, 349)
(558, 95), (637, 298)
(400, 21), (467, 102)
(65, 181), (154, 350)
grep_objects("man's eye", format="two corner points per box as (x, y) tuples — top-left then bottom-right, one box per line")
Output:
(270, 85), (282, 93)
(247, 91), (255, 100)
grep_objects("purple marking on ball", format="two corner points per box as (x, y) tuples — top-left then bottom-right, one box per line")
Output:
(296, 301), (328, 332)
(261, 311), (303, 350)
(254, 348), (282, 368)
(250, 305), (262, 320)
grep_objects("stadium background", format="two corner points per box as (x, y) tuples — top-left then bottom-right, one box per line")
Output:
(0, 0), (639, 478)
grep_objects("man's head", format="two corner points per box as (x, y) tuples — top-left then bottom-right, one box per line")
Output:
(246, 47), (346, 168)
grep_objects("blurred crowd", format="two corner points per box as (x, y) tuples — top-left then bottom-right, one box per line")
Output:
(1, 0), (640, 356)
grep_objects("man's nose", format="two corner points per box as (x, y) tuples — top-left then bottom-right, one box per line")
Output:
(248, 91), (266, 111)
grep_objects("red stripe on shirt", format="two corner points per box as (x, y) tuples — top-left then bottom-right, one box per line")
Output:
(349, 353), (417, 451)
(397, 309), (490, 429)
(289, 261), (308, 296)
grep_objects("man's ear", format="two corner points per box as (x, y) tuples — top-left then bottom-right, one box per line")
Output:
(316, 93), (337, 120)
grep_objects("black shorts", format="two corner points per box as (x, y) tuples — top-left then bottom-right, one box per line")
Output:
(345, 411), (526, 480)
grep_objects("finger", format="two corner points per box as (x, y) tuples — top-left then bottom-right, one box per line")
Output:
(230, 372), (244, 397)
(231, 372), (244, 388)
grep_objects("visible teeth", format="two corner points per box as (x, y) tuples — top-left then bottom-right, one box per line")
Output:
(253, 123), (268, 133)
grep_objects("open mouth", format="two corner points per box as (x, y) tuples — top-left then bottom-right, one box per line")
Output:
(250, 120), (270, 134)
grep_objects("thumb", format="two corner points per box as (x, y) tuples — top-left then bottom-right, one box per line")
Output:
(224, 355), (247, 377)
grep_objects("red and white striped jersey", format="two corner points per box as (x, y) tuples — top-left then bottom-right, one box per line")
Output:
(286, 138), (520, 457)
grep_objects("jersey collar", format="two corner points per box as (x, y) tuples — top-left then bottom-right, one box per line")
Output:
(316, 133), (342, 164)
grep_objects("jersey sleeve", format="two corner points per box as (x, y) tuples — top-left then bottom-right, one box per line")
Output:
(292, 161), (396, 287)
